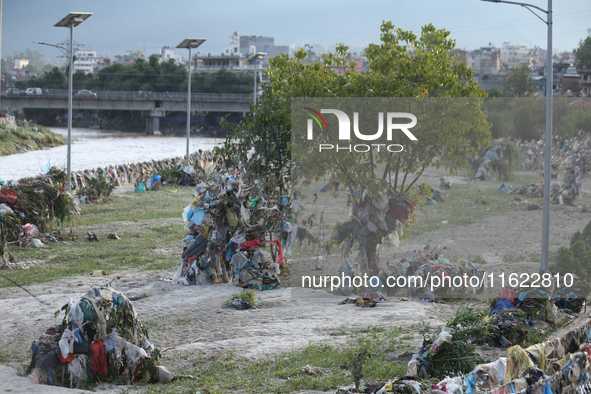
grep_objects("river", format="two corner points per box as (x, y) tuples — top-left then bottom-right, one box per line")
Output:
(0, 127), (225, 181)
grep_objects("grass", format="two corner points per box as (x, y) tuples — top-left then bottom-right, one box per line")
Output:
(296, 167), (543, 243)
(70, 186), (195, 226)
(468, 254), (487, 265)
(0, 123), (66, 156)
(1, 185), (194, 287)
(1, 225), (183, 287)
(502, 253), (525, 263)
(146, 327), (410, 394)
(0, 350), (26, 364)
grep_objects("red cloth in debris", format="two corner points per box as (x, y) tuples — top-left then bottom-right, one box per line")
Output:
(501, 287), (515, 304)
(90, 339), (108, 375)
(270, 237), (284, 265)
(391, 205), (411, 222)
(60, 352), (76, 364)
(240, 238), (261, 251)
(0, 189), (17, 205)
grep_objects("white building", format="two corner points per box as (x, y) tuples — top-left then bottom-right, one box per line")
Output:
(73, 49), (109, 74)
(501, 42), (541, 70)
(160, 46), (183, 64)
(467, 46), (501, 75)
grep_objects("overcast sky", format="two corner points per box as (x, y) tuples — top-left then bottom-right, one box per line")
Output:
(3, 0), (591, 61)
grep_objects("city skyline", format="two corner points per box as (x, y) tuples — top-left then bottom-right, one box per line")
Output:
(3, 0), (591, 62)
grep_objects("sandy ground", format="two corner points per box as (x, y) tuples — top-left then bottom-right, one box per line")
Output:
(295, 170), (591, 289)
(2, 169), (591, 392)
(0, 268), (456, 393)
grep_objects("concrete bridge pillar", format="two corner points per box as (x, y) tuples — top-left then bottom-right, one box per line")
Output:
(142, 108), (165, 135)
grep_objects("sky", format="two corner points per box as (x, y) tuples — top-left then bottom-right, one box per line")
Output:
(3, 0), (591, 61)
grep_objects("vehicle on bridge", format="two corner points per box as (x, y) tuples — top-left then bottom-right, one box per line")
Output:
(75, 89), (97, 98)
(25, 88), (42, 96)
(5, 88), (23, 96)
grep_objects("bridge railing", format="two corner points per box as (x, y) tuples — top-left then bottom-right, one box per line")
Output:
(44, 89), (253, 102)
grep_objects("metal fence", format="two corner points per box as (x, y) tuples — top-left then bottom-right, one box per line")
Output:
(24, 89), (255, 102)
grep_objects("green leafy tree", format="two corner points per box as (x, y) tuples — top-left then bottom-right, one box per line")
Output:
(552, 247), (587, 281)
(24, 63), (39, 73)
(504, 65), (535, 97)
(563, 108), (591, 135)
(486, 85), (509, 97)
(148, 54), (162, 75)
(83, 58), (251, 94)
(511, 99), (543, 140)
(574, 34), (591, 70)
(27, 67), (67, 89)
(217, 22), (491, 276)
(73, 70), (94, 90)
(218, 22), (490, 195)
(13, 48), (47, 69)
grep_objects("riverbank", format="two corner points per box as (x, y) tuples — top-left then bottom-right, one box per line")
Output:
(0, 127), (223, 181)
(0, 118), (66, 156)
(2, 167), (591, 393)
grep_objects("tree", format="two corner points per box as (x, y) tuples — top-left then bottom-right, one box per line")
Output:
(24, 63), (39, 73)
(13, 49), (47, 69)
(73, 70), (95, 90)
(220, 22), (489, 193)
(27, 67), (67, 89)
(216, 22), (491, 274)
(486, 85), (509, 97)
(504, 65), (535, 97)
(148, 54), (162, 75)
(574, 34), (591, 70)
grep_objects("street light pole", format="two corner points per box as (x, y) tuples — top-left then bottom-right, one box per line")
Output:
(542, 1), (553, 273)
(246, 52), (266, 106)
(67, 21), (74, 192)
(177, 39), (206, 164)
(187, 46), (192, 163)
(54, 12), (92, 193)
(481, 0), (552, 272)
(253, 59), (257, 106)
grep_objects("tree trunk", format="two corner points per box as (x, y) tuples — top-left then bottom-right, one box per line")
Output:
(366, 238), (379, 275)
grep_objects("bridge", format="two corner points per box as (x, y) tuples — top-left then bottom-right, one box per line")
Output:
(0, 90), (254, 133)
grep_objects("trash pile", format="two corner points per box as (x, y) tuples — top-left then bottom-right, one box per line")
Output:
(337, 243), (485, 301)
(1, 151), (212, 206)
(560, 167), (582, 206)
(26, 287), (174, 388)
(516, 139), (544, 171)
(551, 135), (591, 176)
(0, 180), (72, 243)
(488, 288), (557, 348)
(515, 183), (543, 198)
(338, 307), (591, 394)
(332, 192), (416, 276)
(172, 172), (289, 289)
(473, 140), (518, 181)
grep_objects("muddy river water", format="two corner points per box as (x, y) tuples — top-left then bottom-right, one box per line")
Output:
(0, 127), (224, 181)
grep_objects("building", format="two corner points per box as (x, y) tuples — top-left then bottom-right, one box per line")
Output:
(194, 53), (242, 70)
(500, 42), (541, 70)
(73, 49), (110, 74)
(222, 32), (288, 66)
(113, 50), (146, 65)
(450, 49), (468, 63)
(160, 46), (183, 64)
(467, 46), (501, 75)
(6, 58), (30, 70)
(561, 63), (580, 96)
